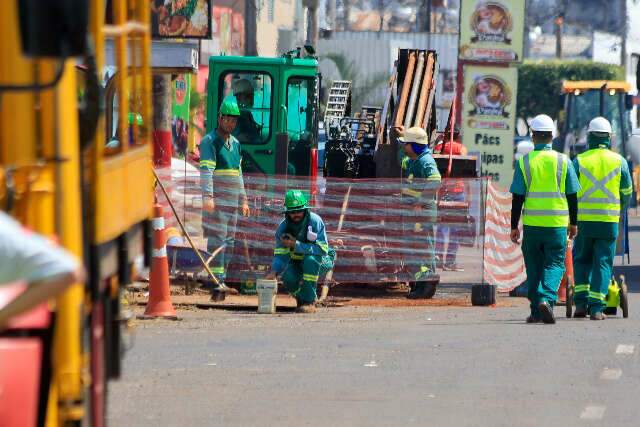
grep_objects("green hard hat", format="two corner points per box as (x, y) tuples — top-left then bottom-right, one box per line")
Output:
(219, 96), (240, 116)
(284, 189), (308, 212)
(128, 112), (143, 126)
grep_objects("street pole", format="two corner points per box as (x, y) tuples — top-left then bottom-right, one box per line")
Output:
(343, 0), (351, 31)
(152, 74), (172, 167)
(328, 0), (336, 30)
(304, 0), (319, 46)
(426, 0), (431, 32)
(245, 0), (258, 56)
(555, 15), (563, 59)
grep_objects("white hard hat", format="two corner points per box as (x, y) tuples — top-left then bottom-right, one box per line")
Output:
(529, 114), (555, 132)
(515, 139), (534, 160)
(588, 116), (612, 134)
(398, 126), (429, 145)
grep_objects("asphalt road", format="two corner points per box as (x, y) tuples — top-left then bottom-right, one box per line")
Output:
(107, 217), (640, 427)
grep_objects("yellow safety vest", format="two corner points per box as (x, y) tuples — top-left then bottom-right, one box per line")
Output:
(519, 150), (569, 227)
(576, 149), (623, 222)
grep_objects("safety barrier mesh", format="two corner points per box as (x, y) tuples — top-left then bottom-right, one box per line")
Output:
(156, 163), (488, 286)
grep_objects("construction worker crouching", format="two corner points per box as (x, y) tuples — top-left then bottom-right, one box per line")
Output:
(510, 114), (580, 324)
(572, 117), (633, 320)
(199, 96), (250, 293)
(266, 190), (335, 313)
(397, 126), (442, 299)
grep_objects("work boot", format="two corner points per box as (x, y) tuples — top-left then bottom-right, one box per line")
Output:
(538, 301), (556, 324)
(573, 304), (588, 318)
(526, 314), (541, 323)
(590, 311), (607, 321)
(296, 303), (317, 314)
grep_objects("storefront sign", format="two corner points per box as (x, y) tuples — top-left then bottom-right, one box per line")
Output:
(462, 65), (518, 188)
(459, 0), (524, 63)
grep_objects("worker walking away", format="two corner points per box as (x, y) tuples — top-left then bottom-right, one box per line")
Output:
(199, 96), (250, 292)
(434, 126), (467, 271)
(572, 117), (633, 320)
(397, 127), (442, 299)
(266, 190), (335, 313)
(510, 114), (580, 324)
(0, 211), (85, 331)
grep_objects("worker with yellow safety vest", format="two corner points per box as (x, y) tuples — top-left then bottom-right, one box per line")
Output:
(199, 96), (251, 292)
(510, 114), (580, 324)
(572, 117), (633, 320)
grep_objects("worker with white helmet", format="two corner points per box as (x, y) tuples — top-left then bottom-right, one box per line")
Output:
(571, 117), (633, 320)
(509, 114), (580, 324)
(396, 126), (442, 299)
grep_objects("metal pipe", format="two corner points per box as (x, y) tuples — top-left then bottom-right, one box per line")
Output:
(414, 52), (434, 128)
(404, 52), (425, 128)
(394, 52), (416, 127)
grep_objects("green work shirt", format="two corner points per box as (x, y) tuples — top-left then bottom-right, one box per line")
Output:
(199, 131), (247, 208)
(402, 150), (441, 204)
(572, 149), (633, 239)
(510, 143), (580, 196)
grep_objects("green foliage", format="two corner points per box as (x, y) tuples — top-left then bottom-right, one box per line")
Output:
(517, 60), (624, 120)
(322, 52), (388, 112)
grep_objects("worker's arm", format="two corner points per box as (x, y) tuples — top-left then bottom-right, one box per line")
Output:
(199, 135), (217, 200)
(271, 221), (291, 276)
(565, 159), (580, 226)
(509, 165), (526, 239)
(293, 218), (329, 256)
(0, 213), (84, 330)
(620, 158), (633, 209)
(564, 158), (580, 239)
(238, 165), (248, 202)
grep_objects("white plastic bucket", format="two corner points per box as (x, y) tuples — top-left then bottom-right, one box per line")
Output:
(256, 279), (278, 314)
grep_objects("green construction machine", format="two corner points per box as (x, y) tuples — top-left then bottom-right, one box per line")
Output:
(205, 49), (320, 176)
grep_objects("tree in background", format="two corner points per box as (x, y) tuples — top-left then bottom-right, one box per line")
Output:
(322, 52), (389, 113)
(517, 60), (624, 120)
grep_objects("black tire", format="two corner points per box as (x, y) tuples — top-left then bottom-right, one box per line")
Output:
(620, 282), (629, 318)
(566, 285), (574, 318)
(423, 283), (437, 299)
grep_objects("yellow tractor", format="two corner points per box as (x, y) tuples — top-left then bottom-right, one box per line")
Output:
(0, 1), (153, 425)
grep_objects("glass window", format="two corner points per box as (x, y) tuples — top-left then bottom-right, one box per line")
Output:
(219, 72), (272, 145)
(286, 77), (316, 143)
(567, 91), (624, 150)
(286, 77), (317, 176)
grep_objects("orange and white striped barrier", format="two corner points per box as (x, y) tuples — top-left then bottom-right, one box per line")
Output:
(483, 182), (527, 292)
(140, 204), (177, 319)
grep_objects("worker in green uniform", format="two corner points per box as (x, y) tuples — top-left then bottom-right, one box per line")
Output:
(266, 190), (335, 313)
(397, 126), (442, 299)
(510, 114), (580, 324)
(199, 96), (250, 292)
(232, 78), (262, 143)
(572, 117), (633, 320)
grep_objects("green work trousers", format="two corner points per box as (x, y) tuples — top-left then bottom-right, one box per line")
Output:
(522, 226), (567, 316)
(405, 203), (437, 280)
(205, 209), (238, 281)
(282, 254), (333, 304)
(573, 231), (616, 313)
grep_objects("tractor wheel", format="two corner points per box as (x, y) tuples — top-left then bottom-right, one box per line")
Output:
(566, 285), (574, 318)
(422, 283), (437, 299)
(620, 282), (629, 319)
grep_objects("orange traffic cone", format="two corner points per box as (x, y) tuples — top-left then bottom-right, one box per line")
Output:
(139, 204), (178, 320)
